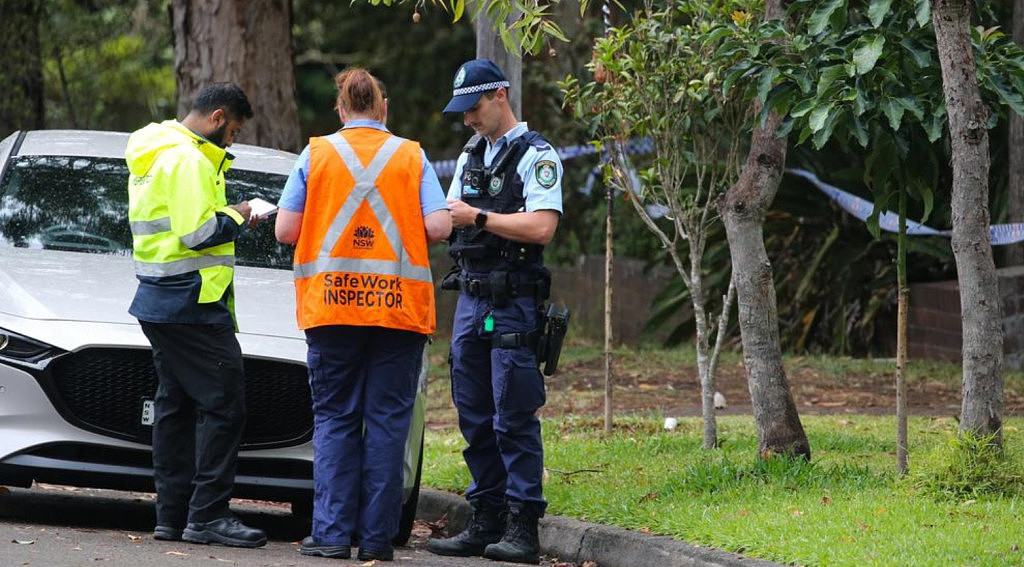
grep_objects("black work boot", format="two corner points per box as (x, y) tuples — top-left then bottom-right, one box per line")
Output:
(426, 499), (505, 557)
(483, 500), (541, 564)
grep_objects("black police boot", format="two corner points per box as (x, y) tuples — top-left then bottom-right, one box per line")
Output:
(426, 499), (504, 557)
(483, 500), (542, 565)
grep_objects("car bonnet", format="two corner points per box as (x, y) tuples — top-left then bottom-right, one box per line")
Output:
(0, 247), (302, 340)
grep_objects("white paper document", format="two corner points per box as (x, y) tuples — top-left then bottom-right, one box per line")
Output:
(248, 197), (278, 219)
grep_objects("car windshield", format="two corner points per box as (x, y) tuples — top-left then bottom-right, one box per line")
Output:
(0, 155), (293, 270)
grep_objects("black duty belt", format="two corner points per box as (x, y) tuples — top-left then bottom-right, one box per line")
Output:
(492, 329), (541, 349)
(457, 276), (542, 299)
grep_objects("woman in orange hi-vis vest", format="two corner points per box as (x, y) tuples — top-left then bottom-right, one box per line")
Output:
(275, 68), (451, 562)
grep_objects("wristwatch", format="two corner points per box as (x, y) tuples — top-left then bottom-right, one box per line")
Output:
(475, 208), (490, 229)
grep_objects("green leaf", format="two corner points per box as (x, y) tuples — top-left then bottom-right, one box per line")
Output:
(852, 115), (870, 147)
(808, 0), (846, 35)
(880, 97), (905, 131)
(453, 0), (464, 21)
(817, 65), (849, 96)
(914, 0), (931, 27)
(791, 98), (816, 118)
(868, 0), (895, 28)
(758, 67), (780, 102)
(813, 107), (842, 148)
(853, 35), (885, 75)
(924, 105), (946, 142)
(809, 104), (832, 132)
(897, 96), (925, 122)
(900, 38), (933, 68)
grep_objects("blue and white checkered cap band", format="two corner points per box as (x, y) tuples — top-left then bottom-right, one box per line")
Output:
(452, 81), (510, 96)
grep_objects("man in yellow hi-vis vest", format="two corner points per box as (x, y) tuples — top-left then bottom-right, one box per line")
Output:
(126, 83), (266, 549)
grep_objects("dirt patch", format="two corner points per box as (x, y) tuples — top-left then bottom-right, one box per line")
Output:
(426, 350), (1024, 428)
(537, 356), (1024, 420)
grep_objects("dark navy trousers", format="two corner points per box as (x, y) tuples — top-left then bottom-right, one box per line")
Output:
(305, 325), (426, 550)
(449, 291), (547, 512)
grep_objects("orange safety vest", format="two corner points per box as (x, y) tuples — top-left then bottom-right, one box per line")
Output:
(293, 128), (435, 334)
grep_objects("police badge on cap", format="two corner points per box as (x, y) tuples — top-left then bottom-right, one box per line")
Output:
(443, 59), (511, 114)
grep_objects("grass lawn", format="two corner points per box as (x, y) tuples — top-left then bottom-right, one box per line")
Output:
(421, 340), (1024, 566)
(424, 415), (1024, 566)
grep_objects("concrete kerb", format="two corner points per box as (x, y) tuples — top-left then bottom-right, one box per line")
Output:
(416, 489), (783, 567)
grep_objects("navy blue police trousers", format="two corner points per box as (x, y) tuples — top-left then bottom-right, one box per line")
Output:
(305, 325), (426, 551)
(449, 291), (547, 513)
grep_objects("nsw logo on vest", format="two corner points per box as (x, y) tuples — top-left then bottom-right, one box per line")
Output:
(353, 225), (375, 249)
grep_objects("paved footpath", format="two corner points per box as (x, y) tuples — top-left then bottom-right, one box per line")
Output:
(0, 484), (780, 567)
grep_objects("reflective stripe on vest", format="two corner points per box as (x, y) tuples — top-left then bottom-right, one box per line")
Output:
(293, 130), (435, 334)
(135, 254), (234, 277)
(129, 217), (171, 235)
(293, 134), (431, 284)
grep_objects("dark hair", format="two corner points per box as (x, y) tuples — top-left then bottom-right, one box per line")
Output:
(334, 68), (385, 121)
(191, 83), (254, 121)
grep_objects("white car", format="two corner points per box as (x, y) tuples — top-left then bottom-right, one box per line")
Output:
(0, 129), (426, 544)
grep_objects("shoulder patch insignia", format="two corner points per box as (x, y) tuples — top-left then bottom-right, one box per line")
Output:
(535, 160), (558, 189)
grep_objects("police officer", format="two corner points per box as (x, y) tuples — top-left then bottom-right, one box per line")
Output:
(426, 59), (563, 565)
(126, 83), (266, 548)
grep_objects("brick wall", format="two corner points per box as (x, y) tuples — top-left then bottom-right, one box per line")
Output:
(908, 265), (1024, 369)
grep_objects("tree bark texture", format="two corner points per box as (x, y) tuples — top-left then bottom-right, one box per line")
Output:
(171, 0), (301, 151)
(932, 0), (1004, 444)
(717, 0), (809, 460)
(0, 0), (44, 135)
(1006, 0), (1024, 266)
(475, 12), (522, 118)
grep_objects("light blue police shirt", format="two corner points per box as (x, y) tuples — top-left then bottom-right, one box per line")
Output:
(278, 119), (449, 216)
(446, 122), (564, 214)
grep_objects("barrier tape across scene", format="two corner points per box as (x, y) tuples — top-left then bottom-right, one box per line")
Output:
(431, 139), (1024, 246)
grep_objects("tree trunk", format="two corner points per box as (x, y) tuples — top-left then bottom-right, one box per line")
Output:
(717, 0), (810, 460)
(896, 184), (908, 474)
(171, 0), (301, 151)
(475, 12), (522, 118)
(932, 0), (1004, 444)
(604, 184), (614, 434)
(1006, 0), (1024, 266)
(0, 0), (44, 135)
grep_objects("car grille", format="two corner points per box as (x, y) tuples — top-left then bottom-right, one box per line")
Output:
(47, 347), (312, 448)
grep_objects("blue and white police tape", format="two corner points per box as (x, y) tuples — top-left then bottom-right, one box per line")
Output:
(789, 168), (1024, 245)
(431, 138), (1024, 245)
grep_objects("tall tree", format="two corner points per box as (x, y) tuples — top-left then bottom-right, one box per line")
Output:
(932, 0), (1005, 444)
(171, 0), (301, 151)
(1008, 0), (1024, 266)
(0, 0), (45, 135)
(564, 0), (745, 450)
(718, 0), (810, 459)
(475, 13), (521, 117)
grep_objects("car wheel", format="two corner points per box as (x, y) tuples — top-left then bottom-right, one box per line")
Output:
(393, 431), (424, 546)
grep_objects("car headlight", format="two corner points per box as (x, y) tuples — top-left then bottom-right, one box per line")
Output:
(0, 328), (62, 363)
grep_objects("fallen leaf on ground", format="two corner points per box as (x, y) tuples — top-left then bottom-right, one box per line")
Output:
(820, 496), (832, 506)
(127, 534), (141, 541)
(12, 540), (34, 545)
(165, 551), (188, 556)
(582, 561), (599, 567)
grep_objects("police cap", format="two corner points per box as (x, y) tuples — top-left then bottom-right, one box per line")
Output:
(442, 59), (510, 114)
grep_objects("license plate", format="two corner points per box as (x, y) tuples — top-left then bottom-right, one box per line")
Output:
(141, 399), (154, 426)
